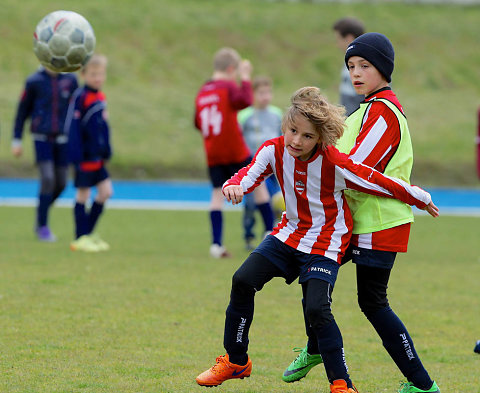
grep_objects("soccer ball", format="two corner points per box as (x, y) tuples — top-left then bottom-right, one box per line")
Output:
(33, 10), (96, 72)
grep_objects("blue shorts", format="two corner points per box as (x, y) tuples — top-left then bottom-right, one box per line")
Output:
(342, 245), (397, 269)
(34, 140), (68, 166)
(254, 235), (340, 286)
(74, 167), (109, 188)
(208, 158), (252, 188)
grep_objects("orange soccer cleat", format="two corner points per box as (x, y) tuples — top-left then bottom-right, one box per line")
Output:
(195, 354), (252, 387)
(330, 379), (359, 393)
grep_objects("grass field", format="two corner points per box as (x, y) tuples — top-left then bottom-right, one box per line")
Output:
(0, 0), (479, 185)
(0, 206), (478, 392)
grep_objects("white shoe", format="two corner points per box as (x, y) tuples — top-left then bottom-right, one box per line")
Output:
(209, 244), (231, 259)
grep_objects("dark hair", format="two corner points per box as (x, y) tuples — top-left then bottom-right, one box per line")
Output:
(252, 75), (272, 91)
(332, 17), (365, 39)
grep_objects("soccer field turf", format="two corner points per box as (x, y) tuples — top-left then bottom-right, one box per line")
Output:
(0, 206), (478, 392)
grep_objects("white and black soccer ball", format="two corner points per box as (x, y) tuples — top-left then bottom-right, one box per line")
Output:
(33, 10), (96, 72)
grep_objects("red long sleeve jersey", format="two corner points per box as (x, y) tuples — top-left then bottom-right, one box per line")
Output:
(347, 88), (411, 252)
(194, 79), (252, 166)
(224, 137), (431, 264)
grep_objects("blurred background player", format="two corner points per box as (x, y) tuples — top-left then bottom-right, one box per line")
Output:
(65, 54), (113, 252)
(332, 17), (365, 116)
(194, 47), (253, 258)
(12, 66), (78, 242)
(238, 76), (281, 250)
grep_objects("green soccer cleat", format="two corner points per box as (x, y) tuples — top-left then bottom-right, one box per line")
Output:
(70, 235), (101, 252)
(398, 381), (440, 393)
(282, 346), (323, 383)
(90, 233), (110, 251)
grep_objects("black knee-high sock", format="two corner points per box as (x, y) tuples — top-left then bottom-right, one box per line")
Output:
(223, 303), (253, 366)
(88, 201), (104, 234)
(74, 202), (89, 238)
(37, 193), (53, 227)
(210, 210), (222, 245)
(312, 320), (351, 386)
(367, 306), (433, 390)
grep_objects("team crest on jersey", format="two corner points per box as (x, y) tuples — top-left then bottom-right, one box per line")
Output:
(295, 180), (305, 194)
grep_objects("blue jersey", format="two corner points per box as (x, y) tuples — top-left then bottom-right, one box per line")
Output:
(65, 85), (111, 166)
(13, 68), (78, 139)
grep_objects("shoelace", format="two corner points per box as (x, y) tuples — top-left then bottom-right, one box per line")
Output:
(291, 347), (308, 366)
(211, 356), (228, 374)
(398, 382), (412, 393)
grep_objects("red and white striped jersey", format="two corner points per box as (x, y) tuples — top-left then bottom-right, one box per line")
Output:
(347, 88), (411, 251)
(224, 137), (431, 264)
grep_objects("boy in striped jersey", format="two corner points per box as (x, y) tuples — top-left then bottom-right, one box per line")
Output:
(195, 87), (438, 393)
(282, 34), (440, 393)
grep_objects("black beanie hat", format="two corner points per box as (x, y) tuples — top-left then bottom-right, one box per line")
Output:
(344, 32), (395, 83)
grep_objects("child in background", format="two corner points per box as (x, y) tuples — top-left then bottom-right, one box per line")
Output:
(195, 86), (438, 392)
(12, 67), (78, 241)
(332, 17), (365, 116)
(282, 33), (441, 393)
(238, 76), (281, 250)
(194, 47), (253, 258)
(65, 54), (113, 252)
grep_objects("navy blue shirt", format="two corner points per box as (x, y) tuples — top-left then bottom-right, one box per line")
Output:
(13, 68), (78, 139)
(65, 85), (112, 166)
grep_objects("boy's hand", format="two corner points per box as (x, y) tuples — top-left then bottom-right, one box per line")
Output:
(423, 201), (439, 217)
(11, 145), (23, 157)
(223, 185), (244, 205)
(238, 59), (252, 81)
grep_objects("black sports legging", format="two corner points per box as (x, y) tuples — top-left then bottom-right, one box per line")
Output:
(224, 252), (348, 384)
(38, 161), (68, 200)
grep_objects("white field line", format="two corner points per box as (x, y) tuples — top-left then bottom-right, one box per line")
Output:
(0, 197), (478, 215)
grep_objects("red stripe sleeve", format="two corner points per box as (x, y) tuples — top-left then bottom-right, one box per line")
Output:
(348, 101), (401, 173)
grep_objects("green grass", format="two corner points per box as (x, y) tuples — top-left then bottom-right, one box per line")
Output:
(0, 206), (478, 392)
(0, 0), (479, 185)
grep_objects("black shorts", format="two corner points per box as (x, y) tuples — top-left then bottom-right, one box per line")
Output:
(34, 140), (68, 166)
(254, 235), (340, 286)
(342, 245), (397, 269)
(208, 158), (252, 188)
(74, 167), (109, 188)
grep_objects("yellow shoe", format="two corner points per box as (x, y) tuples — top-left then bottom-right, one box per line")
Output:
(70, 235), (101, 252)
(90, 233), (110, 251)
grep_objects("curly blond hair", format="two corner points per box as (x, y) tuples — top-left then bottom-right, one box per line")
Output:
(282, 87), (346, 147)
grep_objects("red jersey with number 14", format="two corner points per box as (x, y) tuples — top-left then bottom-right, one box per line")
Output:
(195, 79), (252, 166)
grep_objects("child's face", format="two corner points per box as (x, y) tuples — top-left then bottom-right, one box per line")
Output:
(82, 64), (107, 90)
(283, 114), (320, 161)
(335, 32), (355, 52)
(347, 56), (388, 96)
(254, 85), (272, 109)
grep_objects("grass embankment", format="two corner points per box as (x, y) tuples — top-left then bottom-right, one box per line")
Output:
(0, 0), (479, 185)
